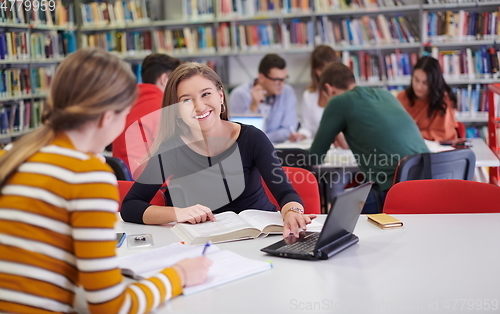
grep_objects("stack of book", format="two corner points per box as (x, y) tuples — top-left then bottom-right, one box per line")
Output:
(422, 9), (500, 44)
(81, 0), (150, 27)
(316, 14), (419, 47)
(0, 101), (43, 134)
(154, 27), (216, 55)
(428, 46), (500, 80)
(0, 32), (29, 61)
(30, 32), (76, 60)
(81, 31), (153, 57)
(342, 50), (418, 84)
(315, 0), (406, 12)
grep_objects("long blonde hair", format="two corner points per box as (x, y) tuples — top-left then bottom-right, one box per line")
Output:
(0, 48), (137, 190)
(149, 62), (228, 156)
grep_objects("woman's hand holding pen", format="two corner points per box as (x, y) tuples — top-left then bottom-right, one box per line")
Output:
(289, 132), (306, 142)
(172, 257), (212, 287)
(174, 204), (216, 224)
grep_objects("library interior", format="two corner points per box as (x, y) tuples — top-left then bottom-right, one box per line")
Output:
(0, 1), (500, 314)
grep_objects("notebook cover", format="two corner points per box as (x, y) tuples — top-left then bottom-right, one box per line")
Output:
(367, 213), (403, 229)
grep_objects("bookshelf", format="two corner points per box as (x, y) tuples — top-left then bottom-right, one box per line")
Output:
(0, 0), (75, 145)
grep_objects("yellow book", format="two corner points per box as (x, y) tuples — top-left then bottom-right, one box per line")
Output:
(367, 213), (403, 229)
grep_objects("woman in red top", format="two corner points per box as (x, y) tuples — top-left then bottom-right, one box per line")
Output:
(397, 56), (458, 142)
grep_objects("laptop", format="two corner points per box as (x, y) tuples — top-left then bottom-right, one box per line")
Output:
(230, 114), (265, 131)
(261, 182), (373, 260)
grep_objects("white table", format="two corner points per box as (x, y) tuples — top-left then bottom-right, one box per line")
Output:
(106, 214), (500, 314)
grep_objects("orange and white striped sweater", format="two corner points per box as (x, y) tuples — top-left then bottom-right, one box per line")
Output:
(0, 133), (182, 314)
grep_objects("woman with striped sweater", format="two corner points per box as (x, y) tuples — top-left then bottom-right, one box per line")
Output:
(0, 48), (211, 314)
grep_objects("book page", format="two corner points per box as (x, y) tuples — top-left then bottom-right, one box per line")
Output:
(238, 210), (324, 233)
(183, 250), (272, 295)
(238, 210), (283, 232)
(119, 242), (220, 278)
(177, 211), (256, 238)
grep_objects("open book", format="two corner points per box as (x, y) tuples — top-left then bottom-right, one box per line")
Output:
(118, 243), (271, 295)
(172, 209), (322, 245)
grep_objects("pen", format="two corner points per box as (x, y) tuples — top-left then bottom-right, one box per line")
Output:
(202, 241), (212, 255)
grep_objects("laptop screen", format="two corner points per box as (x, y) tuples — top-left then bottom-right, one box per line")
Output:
(314, 182), (373, 251)
(230, 115), (265, 131)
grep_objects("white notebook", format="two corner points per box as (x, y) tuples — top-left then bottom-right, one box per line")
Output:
(118, 243), (272, 295)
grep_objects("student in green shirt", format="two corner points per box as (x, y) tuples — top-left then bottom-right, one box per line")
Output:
(309, 62), (429, 214)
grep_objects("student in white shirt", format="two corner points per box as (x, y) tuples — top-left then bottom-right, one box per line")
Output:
(290, 45), (338, 142)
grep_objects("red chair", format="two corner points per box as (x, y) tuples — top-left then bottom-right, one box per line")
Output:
(383, 179), (500, 214)
(456, 121), (466, 138)
(262, 167), (321, 215)
(117, 180), (166, 211)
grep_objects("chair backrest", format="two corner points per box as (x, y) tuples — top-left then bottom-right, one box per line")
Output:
(456, 122), (466, 138)
(384, 179), (500, 214)
(275, 148), (313, 171)
(393, 148), (475, 184)
(116, 180), (166, 211)
(262, 166), (321, 214)
(105, 156), (133, 181)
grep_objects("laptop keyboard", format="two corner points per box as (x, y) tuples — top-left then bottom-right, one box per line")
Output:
(276, 232), (320, 253)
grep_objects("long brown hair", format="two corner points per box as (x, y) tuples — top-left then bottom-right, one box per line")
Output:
(406, 56), (457, 118)
(308, 45), (339, 92)
(0, 48), (137, 190)
(149, 62), (228, 156)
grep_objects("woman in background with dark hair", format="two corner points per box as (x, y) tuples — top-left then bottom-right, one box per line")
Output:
(291, 45), (339, 142)
(397, 56), (458, 142)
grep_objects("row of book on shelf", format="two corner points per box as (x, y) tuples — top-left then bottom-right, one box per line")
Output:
(427, 0), (498, 3)
(0, 67), (53, 98)
(81, 0), (150, 27)
(317, 15), (419, 48)
(96, 14), (419, 55)
(0, 101), (43, 135)
(0, 0), (73, 27)
(454, 84), (490, 117)
(80, 31), (153, 57)
(464, 125), (489, 141)
(428, 46), (500, 79)
(186, 0), (407, 19)
(340, 46), (500, 84)
(422, 10), (500, 43)
(0, 31), (77, 61)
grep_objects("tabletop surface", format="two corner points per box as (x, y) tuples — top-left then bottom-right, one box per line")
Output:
(106, 213), (500, 314)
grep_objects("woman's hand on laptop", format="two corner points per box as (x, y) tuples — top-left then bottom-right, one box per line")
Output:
(281, 203), (317, 238)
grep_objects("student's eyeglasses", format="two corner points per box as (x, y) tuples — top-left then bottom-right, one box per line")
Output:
(264, 74), (289, 84)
